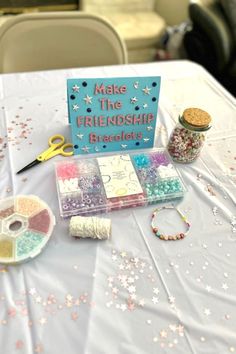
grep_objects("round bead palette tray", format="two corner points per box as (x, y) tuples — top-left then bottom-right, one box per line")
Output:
(0, 195), (55, 264)
(55, 149), (186, 218)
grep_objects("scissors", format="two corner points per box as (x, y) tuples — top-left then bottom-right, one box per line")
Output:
(16, 134), (73, 174)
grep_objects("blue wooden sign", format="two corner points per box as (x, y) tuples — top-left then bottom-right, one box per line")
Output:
(67, 76), (161, 154)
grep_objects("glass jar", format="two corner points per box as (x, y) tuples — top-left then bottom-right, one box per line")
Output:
(167, 108), (212, 163)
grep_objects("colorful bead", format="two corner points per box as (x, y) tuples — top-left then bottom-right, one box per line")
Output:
(150, 151), (170, 166)
(61, 193), (107, 216)
(58, 178), (80, 194)
(56, 150), (185, 217)
(132, 154), (150, 169)
(145, 178), (183, 203)
(0, 206), (14, 219)
(78, 175), (102, 193)
(16, 230), (44, 257)
(0, 239), (13, 258)
(28, 209), (50, 234)
(151, 205), (190, 241)
(167, 126), (205, 163)
(16, 197), (42, 217)
(56, 161), (78, 179)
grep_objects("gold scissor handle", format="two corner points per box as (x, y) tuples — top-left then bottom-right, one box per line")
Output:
(37, 134), (73, 161)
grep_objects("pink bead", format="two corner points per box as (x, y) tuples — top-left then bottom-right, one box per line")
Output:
(56, 162), (78, 180)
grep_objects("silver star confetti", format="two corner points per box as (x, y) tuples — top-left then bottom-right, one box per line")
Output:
(204, 308), (211, 316)
(72, 104), (79, 111)
(206, 285), (212, 292)
(72, 85), (80, 92)
(152, 296), (159, 304)
(83, 94), (93, 105)
(81, 146), (90, 153)
(153, 288), (159, 295)
(222, 283), (229, 290)
(130, 97), (138, 104)
(76, 133), (84, 140)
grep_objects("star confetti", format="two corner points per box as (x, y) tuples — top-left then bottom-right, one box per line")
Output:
(142, 86), (151, 95)
(83, 95), (93, 105)
(152, 296), (159, 304)
(204, 308), (211, 316)
(76, 133), (84, 140)
(206, 285), (212, 292)
(160, 330), (167, 338)
(34, 344), (43, 353)
(72, 104), (79, 111)
(72, 85), (80, 92)
(130, 97), (138, 104)
(71, 312), (79, 321)
(29, 288), (36, 296)
(81, 146), (90, 153)
(39, 317), (47, 325)
(169, 296), (175, 304)
(15, 340), (24, 350)
(222, 283), (229, 290)
(153, 288), (159, 295)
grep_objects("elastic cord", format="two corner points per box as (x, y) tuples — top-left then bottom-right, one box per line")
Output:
(151, 205), (190, 241)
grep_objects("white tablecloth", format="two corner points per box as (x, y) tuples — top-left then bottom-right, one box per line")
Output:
(0, 60), (236, 354)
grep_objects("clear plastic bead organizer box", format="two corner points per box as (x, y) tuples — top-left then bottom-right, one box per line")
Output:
(55, 148), (186, 217)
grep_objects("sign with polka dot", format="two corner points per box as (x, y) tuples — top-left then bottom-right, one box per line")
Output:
(67, 77), (161, 154)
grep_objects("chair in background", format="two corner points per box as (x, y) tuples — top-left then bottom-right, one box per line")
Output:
(80, 0), (166, 63)
(0, 11), (127, 73)
(184, 0), (236, 96)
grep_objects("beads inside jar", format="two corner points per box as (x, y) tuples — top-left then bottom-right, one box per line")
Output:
(167, 108), (212, 163)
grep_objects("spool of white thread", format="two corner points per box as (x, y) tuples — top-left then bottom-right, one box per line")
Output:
(69, 216), (111, 240)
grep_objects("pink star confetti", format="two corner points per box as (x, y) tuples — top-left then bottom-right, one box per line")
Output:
(15, 340), (24, 350)
(34, 344), (43, 353)
(71, 312), (79, 321)
(8, 307), (16, 318)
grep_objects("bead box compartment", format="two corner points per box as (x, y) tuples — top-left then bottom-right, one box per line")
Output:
(0, 195), (55, 265)
(55, 149), (186, 217)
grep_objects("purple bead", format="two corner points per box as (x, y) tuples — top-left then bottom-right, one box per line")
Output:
(150, 152), (170, 167)
(61, 192), (107, 216)
(78, 175), (102, 193)
(137, 167), (158, 182)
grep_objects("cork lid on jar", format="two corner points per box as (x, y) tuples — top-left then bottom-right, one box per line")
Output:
(182, 108), (212, 128)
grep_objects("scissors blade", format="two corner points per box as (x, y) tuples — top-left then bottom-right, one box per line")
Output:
(16, 159), (41, 174)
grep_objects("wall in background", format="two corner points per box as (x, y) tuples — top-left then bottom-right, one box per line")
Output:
(156, 0), (189, 26)
(0, 0), (78, 13)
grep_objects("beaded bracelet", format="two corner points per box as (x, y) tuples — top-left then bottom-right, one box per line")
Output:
(151, 205), (190, 241)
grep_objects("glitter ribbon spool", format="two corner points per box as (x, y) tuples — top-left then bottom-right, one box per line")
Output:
(0, 195), (55, 264)
(69, 216), (111, 240)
